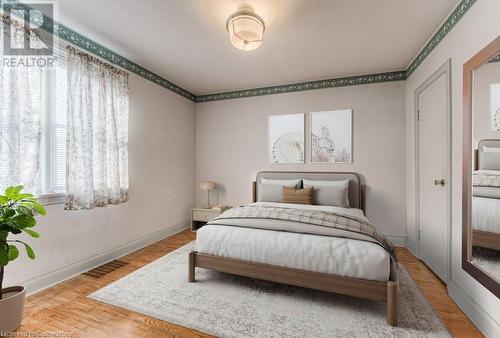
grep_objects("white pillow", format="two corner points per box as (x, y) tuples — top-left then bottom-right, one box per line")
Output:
(258, 178), (301, 202)
(480, 151), (500, 170)
(483, 145), (500, 153)
(260, 178), (301, 187)
(303, 179), (350, 208)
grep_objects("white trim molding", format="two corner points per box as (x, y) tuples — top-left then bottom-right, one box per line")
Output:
(447, 280), (500, 338)
(37, 192), (66, 205)
(22, 221), (190, 296)
(405, 238), (418, 256)
(386, 235), (407, 247)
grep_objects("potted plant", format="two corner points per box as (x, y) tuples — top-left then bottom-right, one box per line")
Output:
(0, 186), (45, 332)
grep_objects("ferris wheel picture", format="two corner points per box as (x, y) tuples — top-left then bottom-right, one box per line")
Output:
(268, 113), (305, 164)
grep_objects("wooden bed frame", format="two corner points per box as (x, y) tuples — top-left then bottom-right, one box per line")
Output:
(472, 143), (500, 251)
(188, 172), (399, 326)
(473, 230), (500, 251)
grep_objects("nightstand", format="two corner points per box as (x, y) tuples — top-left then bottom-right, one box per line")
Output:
(191, 206), (231, 231)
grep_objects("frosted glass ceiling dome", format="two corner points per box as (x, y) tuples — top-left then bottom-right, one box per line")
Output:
(226, 9), (265, 51)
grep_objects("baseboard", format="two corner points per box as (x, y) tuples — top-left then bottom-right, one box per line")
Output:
(22, 221), (190, 296)
(447, 280), (499, 338)
(405, 238), (418, 256)
(386, 235), (407, 247)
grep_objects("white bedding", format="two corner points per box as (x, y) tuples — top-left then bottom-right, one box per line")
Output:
(475, 169), (500, 175)
(196, 202), (391, 282)
(473, 196), (500, 234)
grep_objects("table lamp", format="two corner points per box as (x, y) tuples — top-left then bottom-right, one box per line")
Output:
(200, 181), (216, 208)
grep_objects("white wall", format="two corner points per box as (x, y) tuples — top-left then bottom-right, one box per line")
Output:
(5, 73), (196, 289)
(405, 0), (500, 335)
(196, 81), (406, 239)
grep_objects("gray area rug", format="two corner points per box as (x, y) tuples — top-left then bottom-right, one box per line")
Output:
(472, 247), (500, 282)
(89, 242), (450, 338)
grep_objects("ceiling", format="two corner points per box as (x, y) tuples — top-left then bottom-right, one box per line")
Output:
(57, 0), (460, 95)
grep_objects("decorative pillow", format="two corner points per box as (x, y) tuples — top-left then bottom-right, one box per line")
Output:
(258, 178), (302, 202)
(282, 186), (313, 205)
(303, 179), (350, 208)
(480, 151), (500, 170)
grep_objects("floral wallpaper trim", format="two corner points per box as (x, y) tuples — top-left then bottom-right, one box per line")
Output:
(196, 71), (407, 102)
(406, 0), (477, 77)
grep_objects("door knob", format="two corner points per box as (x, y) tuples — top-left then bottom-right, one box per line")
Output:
(434, 179), (445, 186)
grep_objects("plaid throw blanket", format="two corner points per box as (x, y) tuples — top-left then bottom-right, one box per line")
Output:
(473, 172), (500, 187)
(210, 205), (397, 263)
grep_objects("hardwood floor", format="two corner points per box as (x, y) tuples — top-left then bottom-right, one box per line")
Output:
(397, 248), (484, 338)
(18, 230), (209, 338)
(15, 229), (483, 337)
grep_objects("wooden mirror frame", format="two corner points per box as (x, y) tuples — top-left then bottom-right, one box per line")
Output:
(462, 36), (500, 297)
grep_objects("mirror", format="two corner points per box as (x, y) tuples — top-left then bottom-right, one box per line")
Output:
(463, 36), (500, 297)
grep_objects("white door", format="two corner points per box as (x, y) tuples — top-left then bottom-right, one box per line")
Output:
(417, 70), (450, 283)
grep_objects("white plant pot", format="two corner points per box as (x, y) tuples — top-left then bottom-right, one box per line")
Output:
(0, 286), (26, 332)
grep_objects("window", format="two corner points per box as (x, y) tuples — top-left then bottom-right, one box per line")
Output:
(1, 45), (129, 209)
(41, 56), (67, 194)
(0, 54), (67, 196)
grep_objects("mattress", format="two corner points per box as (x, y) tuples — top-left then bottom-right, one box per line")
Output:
(196, 203), (391, 282)
(473, 196), (500, 234)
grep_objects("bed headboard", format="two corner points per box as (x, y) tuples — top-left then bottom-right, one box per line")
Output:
(475, 139), (500, 170)
(252, 171), (365, 212)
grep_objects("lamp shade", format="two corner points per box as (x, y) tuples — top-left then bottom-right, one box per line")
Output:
(226, 10), (265, 51)
(199, 181), (216, 190)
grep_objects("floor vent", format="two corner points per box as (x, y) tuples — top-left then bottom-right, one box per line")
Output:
(83, 260), (128, 278)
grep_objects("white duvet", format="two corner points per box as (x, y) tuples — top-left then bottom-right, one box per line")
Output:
(196, 202), (391, 282)
(473, 170), (500, 234)
(473, 196), (500, 234)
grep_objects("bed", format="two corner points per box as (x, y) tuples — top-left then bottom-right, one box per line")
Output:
(188, 171), (399, 326)
(473, 140), (500, 250)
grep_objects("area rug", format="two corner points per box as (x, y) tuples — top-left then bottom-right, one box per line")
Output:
(472, 246), (500, 282)
(89, 242), (450, 338)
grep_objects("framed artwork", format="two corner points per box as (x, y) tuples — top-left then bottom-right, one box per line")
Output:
(268, 113), (305, 163)
(311, 109), (352, 163)
(490, 83), (500, 131)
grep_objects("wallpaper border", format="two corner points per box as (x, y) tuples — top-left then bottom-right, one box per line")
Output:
(405, 0), (477, 77)
(196, 71), (407, 102)
(1, 0), (477, 102)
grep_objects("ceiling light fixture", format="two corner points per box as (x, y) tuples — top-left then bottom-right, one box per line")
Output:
(226, 9), (265, 51)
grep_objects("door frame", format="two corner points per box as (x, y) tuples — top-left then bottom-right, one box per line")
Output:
(414, 59), (452, 283)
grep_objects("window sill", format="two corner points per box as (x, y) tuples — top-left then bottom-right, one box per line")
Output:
(36, 192), (66, 206)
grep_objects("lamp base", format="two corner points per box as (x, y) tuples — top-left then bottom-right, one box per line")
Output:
(201, 204), (213, 209)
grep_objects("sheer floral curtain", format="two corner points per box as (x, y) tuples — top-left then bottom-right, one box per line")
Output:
(0, 16), (43, 193)
(65, 46), (129, 210)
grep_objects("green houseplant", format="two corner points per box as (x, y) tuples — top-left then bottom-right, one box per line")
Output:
(0, 185), (45, 331)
